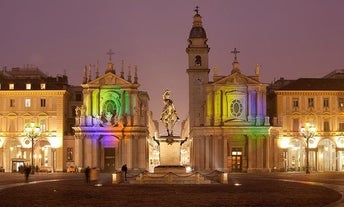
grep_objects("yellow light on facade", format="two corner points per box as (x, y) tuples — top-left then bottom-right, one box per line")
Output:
(278, 138), (289, 149)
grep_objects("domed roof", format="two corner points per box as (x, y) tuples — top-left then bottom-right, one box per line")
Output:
(189, 26), (207, 38)
(188, 11), (207, 39)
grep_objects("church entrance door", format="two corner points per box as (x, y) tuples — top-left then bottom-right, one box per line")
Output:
(104, 148), (115, 172)
(231, 148), (242, 172)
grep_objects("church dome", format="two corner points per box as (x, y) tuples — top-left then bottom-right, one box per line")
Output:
(189, 13), (207, 39)
(189, 26), (207, 38)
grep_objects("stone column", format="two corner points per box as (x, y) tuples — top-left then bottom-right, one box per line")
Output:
(74, 135), (84, 168)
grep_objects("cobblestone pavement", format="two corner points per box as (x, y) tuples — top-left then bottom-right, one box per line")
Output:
(0, 172), (343, 207)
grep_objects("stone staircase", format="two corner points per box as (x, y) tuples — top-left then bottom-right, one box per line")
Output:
(130, 171), (211, 184)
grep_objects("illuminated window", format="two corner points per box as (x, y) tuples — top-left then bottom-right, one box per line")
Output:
(26, 83), (31, 90)
(308, 98), (314, 108)
(40, 83), (46, 90)
(9, 83), (14, 90)
(292, 98), (299, 108)
(230, 99), (243, 117)
(10, 99), (15, 107)
(40, 99), (46, 107)
(25, 99), (31, 107)
(339, 98), (344, 110)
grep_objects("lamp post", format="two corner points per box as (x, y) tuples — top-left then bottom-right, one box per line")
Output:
(51, 148), (56, 173)
(300, 123), (316, 174)
(24, 122), (42, 174)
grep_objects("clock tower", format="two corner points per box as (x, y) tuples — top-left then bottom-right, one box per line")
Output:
(186, 7), (210, 127)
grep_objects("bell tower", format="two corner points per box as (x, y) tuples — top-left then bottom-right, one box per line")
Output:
(186, 6), (210, 127)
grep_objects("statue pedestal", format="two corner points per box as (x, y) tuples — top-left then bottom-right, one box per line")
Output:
(159, 136), (181, 165)
(155, 136), (185, 172)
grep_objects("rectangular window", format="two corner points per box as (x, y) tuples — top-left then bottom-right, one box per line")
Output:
(292, 98), (299, 108)
(25, 98), (31, 107)
(339, 123), (344, 132)
(40, 99), (46, 107)
(40, 83), (46, 90)
(10, 99), (15, 107)
(323, 98), (329, 108)
(308, 98), (314, 108)
(292, 118), (299, 132)
(9, 83), (14, 90)
(339, 98), (344, 110)
(26, 83), (31, 90)
(324, 121), (330, 132)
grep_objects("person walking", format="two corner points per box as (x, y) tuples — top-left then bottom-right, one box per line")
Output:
(121, 164), (128, 181)
(24, 165), (31, 182)
(85, 166), (90, 183)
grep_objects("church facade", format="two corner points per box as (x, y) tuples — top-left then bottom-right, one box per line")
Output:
(183, 9), (277, 173)
(72, 57), (157, 172)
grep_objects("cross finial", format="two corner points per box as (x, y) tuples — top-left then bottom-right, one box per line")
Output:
(231, 48), (240, 59)
(106, 49), (114, 61)
(194, 6), (199, 14)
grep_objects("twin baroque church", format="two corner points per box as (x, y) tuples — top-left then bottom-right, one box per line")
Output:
(73, 9), (274, 173)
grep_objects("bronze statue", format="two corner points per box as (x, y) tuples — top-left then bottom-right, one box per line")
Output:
(160, 90), (179, 136)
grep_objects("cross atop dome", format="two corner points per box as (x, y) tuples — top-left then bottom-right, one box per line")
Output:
(194, 6), (199, 15)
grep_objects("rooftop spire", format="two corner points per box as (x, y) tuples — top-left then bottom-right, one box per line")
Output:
(83, 65), (87, 83)
(120, 59), (124, 78)
(134, 65), (138, 84)
(96, 60), (99, 78)
(127, 64), (132, 82)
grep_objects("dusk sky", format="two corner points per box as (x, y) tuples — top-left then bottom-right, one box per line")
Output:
(1, 0), (344, 134)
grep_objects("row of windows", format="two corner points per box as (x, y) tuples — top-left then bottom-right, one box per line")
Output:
(292, 119), (344, 132)
(292, 98), (344, 109)
(9, 98), (46, 107)
(1, 83), (46, 90)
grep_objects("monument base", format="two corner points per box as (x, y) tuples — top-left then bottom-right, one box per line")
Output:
(157, 135), (187, 166)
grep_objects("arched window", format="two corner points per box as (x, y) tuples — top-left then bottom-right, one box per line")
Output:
(195, 55), (202, 66)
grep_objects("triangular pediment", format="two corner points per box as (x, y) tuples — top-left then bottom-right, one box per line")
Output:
(212, 72), (261, 86)
(82, 72), (139, 89)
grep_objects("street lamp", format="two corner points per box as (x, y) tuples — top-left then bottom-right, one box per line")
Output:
(24, 122), (42, 174)
(300, 123), (316, 174)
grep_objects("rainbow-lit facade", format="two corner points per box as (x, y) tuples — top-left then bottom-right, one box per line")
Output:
(72, 59), (156, 172)
(184, 9), (272, 172)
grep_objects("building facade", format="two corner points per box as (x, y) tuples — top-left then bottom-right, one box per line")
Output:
(72, 57), (156, 172)
(0, 66), (70, 172)
(270, 72), (344, 172)
(184, 9), (273, 173)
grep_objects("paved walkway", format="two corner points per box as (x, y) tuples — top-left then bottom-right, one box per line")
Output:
(0, 172), (343, 206)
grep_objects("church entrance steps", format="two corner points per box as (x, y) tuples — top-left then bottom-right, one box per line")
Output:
(130, 171), (212, 184)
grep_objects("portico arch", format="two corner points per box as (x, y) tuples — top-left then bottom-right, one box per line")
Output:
(318, 139), (336, 172)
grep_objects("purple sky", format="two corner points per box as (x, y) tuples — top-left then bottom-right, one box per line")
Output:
(1, 0), (344, 133)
